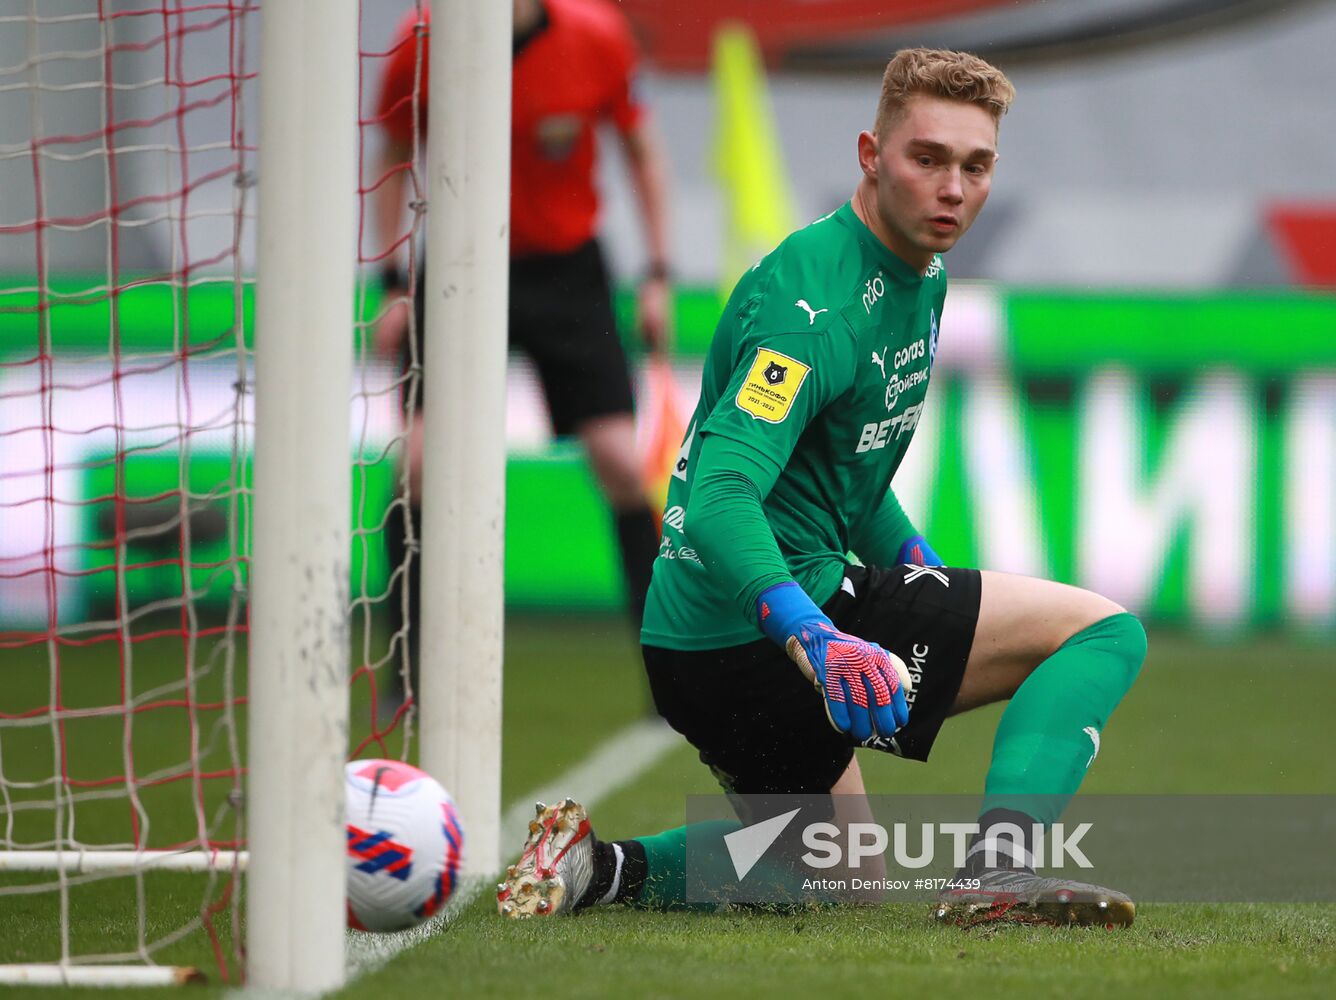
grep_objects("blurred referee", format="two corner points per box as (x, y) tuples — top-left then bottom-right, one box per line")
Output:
(372, 0), (672, 689)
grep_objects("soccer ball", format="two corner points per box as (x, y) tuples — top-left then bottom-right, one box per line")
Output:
(344, 759), (464, 931)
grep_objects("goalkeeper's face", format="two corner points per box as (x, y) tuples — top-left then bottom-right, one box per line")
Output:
(859, 95), (998, 270)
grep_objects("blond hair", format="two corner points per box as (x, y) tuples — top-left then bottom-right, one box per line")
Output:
(874, 48), (1015, 137)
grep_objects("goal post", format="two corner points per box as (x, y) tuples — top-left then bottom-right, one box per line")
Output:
(418, 0), (512, 877)
(247, 0), (357, 993)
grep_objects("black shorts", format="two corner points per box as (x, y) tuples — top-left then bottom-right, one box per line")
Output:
(404, 239), (634, 435)
(641, 562), (981, 798)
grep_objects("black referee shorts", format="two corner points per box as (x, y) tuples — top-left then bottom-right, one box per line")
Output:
(642, 562), (982, 798)
(404, 239), (634, 435)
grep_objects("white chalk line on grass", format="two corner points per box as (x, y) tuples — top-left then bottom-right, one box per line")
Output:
(340, 718), (681, 984)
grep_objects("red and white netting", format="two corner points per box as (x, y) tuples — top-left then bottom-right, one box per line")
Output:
(0, 1), (425, 982)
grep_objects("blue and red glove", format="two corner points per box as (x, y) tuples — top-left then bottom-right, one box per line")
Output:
(757, 582), (912, 743)
(897, 534), (943, 567)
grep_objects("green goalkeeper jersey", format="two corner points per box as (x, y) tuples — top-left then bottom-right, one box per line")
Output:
(641, 201), (947, 651)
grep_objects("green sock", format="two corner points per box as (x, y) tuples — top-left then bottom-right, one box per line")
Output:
(622, 821), (740, 912)
(981, 612), (1146, 825)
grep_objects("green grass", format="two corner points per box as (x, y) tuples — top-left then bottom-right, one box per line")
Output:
(2, 623), (1333, 997)
(359, 902), (1335, 1000)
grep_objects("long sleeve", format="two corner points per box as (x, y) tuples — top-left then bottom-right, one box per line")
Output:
(684, 432), (794, 624)
(849, 487), (920, 569)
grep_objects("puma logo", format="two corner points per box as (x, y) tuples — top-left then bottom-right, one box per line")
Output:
(795, 299), (827, 325)
(871, 346), (887, 379)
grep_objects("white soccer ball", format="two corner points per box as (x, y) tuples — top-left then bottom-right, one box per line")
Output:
(344, 759), (464, 931)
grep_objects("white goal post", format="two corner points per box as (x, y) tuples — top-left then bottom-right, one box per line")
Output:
(0, 851), (245, 875)
(245, 0), (358, 992)
(418, 0), (511, 879)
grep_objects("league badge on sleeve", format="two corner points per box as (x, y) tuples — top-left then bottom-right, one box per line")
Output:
(736, 348), (811, 423)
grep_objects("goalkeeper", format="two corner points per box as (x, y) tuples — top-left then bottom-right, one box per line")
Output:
(500, 48), (1147, 927)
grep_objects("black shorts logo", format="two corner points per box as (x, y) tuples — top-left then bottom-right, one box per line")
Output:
(905, 643), (929, 707)
(903, 565), (949, 586)
(763, 362), (787, 386)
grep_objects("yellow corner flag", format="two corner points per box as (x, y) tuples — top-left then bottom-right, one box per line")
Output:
(711, 22), (800, 297)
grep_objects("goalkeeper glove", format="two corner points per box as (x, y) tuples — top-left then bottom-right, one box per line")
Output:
(757, 581), (912, 743)
(897, 534), (942, 567)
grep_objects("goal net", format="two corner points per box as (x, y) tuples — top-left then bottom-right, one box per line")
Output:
(0, 1), (429, 986)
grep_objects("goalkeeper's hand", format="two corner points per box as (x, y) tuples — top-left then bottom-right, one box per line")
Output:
(757, 581), (912, 743)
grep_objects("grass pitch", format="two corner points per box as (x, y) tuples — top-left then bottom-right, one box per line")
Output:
(371, 901), (1335, 1000)
(1, 620), (1333, 998)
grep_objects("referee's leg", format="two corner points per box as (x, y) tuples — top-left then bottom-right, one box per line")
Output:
(512, 243), (659, 629)
(577, 414), (659, 626)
